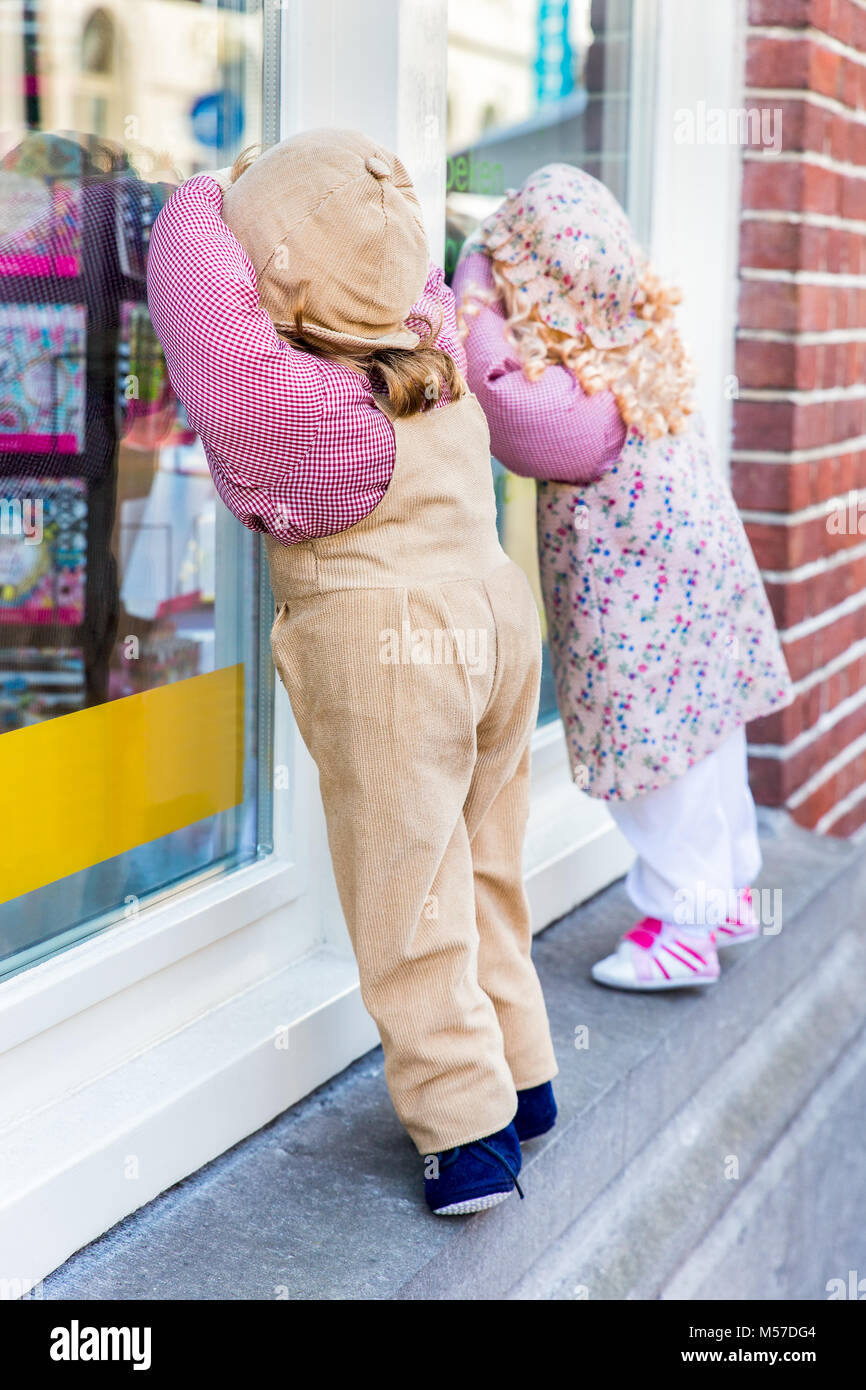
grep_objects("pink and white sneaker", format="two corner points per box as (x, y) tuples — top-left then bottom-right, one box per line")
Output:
(591, 917), (720, 992)
(716, 887), (761, 950)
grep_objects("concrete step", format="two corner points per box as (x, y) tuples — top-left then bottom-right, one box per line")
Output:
(511, 912), (866, 1299)
(39, 813), (866, 1301)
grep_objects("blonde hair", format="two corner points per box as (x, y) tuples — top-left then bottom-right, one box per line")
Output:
(460, 254), (696, 440)
(229, 147), (464, 418)
(229, 145), (260, 183)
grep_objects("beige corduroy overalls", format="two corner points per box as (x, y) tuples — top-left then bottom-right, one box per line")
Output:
(266, 390), (558, 1154)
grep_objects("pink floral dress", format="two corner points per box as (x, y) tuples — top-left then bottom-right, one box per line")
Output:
(454, 177), (795, 804)
(537, 418), (793, 800)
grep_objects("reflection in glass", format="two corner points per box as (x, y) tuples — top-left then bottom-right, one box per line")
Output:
(0, 0), (272, 978)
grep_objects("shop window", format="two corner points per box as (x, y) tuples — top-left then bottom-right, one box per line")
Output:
(446, 0), (634, 723)
(0, 0), (274, 978)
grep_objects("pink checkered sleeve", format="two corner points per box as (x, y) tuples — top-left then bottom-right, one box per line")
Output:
(452, 250), (626, 484)
(147, 178), (464, 543)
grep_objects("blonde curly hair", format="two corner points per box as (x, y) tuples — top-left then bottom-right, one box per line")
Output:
(459, 254), (696, 441)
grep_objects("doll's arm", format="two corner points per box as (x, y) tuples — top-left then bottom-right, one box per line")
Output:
(452, 249), (626, 483)
(146, 174), (393, 541)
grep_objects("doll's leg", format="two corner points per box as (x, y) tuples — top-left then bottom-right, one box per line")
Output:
(465, 561), (557, 1090)
(608, 749), (738, 928)
(271, 585), (518, 1155)
(594, 734), (768, 989)
(362, 806), (519, 1153)
(715, 725), (763, 889)
(709, 726), (769, 942)
(468, 742), (558, 1091)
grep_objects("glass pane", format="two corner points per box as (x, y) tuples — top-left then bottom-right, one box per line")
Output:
(446, 0), (634, 723)
(0, 0), (275, 980)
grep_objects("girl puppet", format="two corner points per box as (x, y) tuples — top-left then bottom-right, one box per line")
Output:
(146, 130), (558, 1215)
(453, 164), (793, 993)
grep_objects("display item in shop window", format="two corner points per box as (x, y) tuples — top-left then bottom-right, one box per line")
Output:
(0, 303), (86, 454)
(110, 630), (201, 701)
(0, 128), (183, 710)
(115, 177), (170, 284)
(0, 646), (85, 732)
(120, 471), (215, 622)
(116, 300), (175, 449)
(0, 475), (87, 625)
(0, 132), (84, 279)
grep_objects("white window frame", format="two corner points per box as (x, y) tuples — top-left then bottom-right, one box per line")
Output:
(1, 0), (745, 1288)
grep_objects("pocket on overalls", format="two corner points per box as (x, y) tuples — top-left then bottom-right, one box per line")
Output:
(270, 602), (296, 696)
(271, 600), (290, 636)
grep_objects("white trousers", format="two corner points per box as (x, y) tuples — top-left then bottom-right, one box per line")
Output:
(607, 727), (762, 928)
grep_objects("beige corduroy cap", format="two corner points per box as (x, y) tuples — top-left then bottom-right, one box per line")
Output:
(220, 127), (430, 353)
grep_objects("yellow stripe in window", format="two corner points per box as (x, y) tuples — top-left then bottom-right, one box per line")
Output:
(0, 665), (245, 904)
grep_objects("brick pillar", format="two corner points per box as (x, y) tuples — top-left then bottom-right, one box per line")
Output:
(733, 0), (866, 836)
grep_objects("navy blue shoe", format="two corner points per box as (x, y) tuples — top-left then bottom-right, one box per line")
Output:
(424, 1121), (524, 1216)
(513, 1081), (557, 1142)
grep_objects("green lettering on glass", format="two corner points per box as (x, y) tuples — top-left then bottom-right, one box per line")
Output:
(446, 152), (504, 196)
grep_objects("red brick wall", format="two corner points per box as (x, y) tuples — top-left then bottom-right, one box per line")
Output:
(734, 0), (866, 835)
